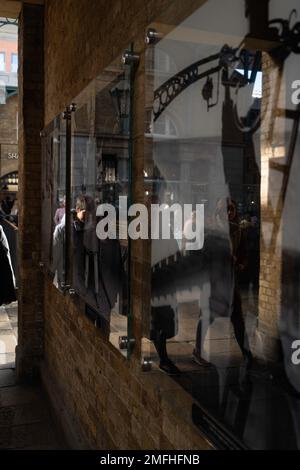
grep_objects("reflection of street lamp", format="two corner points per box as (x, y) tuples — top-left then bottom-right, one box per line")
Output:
(109, 78), (130, 134)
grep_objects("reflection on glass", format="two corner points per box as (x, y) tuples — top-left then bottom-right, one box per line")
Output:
(143, 0), (300, 449)
(41, 115), (66, 290)
(71, 54), (130, 353)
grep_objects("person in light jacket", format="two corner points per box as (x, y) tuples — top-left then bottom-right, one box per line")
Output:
(52, 213), (65, 290)
(0, 225), (16, 305)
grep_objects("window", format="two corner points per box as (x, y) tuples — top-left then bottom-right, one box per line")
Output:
(0, 52), (6, 72)
(143, 0), (300, 450)
(11, 53), (18, 73)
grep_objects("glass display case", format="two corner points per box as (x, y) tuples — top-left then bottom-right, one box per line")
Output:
(142, 0), (300, 450)
(41, 49), (134, 357)
(41, 114), (66, 289)
(69, 51), (132, 355)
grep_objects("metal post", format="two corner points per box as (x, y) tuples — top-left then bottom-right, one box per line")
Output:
(62, 104), (76, 289)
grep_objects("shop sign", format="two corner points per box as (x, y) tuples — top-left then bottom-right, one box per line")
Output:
(6, 153), (19, 160)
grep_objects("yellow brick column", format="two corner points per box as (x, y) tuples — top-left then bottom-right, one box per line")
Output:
(16, 2), (45, 379)
(255, 52), (286, 361)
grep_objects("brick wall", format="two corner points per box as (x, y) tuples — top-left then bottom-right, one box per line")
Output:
(17, 3), (44, 378)
(44, 0), (202, 124)
(38, 0), (212, 449)
(43, 279), (211, 449)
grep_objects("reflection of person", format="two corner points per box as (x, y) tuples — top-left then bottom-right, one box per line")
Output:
(150, 194), (181, 375)
(8, 198), (18, 225)
(10, 198), (18, 216)
(0, 206), (6, 220)
(54, 197), (65, 226)
(194, 198), (253, 365)
(52, 213), (65, 290)
(0, 225), (16, 305)
(240, 215), (260, 296)
(1, 197), (13, 215)
(72, 194), (125, 335)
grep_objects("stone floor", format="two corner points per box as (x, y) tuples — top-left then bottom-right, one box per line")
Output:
(0, 303), (67, 449)
(0, 368), (67, 449)
(0, 303), (17, 368)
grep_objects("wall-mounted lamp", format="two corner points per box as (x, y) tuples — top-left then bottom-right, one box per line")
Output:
(110, 78), (130, 134)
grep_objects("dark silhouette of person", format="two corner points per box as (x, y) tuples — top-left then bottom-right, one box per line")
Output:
(1, 197), (13, 215)
(0, 225), (16, 306)
(193, 198), (253, 365)
(150, 194), (181, 375)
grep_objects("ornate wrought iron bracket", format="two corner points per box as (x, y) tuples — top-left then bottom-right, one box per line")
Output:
(151, 10), (300, 123)
(153, 53), (221, 122)
(62, 103), (76, 120)
(0, 18), (18, 28)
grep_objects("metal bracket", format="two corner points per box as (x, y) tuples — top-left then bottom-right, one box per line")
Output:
(62, 103), (76, 120)
(60, 282), (70, 292)
(122, 50), (140, 66)
(69, 103), (77, 113)
(141, 357), (152, 372)
(118, 336), (136, 350)
(145, 28), (162, 45)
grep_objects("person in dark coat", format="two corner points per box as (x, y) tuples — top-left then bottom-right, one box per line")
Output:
(0, 225), (16, 305)
(72, 195), (125, 336)
(1, 197), (13, 215)
(193, 198), (252, 364)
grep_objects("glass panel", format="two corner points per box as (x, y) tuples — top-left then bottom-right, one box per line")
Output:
(41, 115), (66, 289)
(143, 0), (300, 449)
(70, 51), (131, 356)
